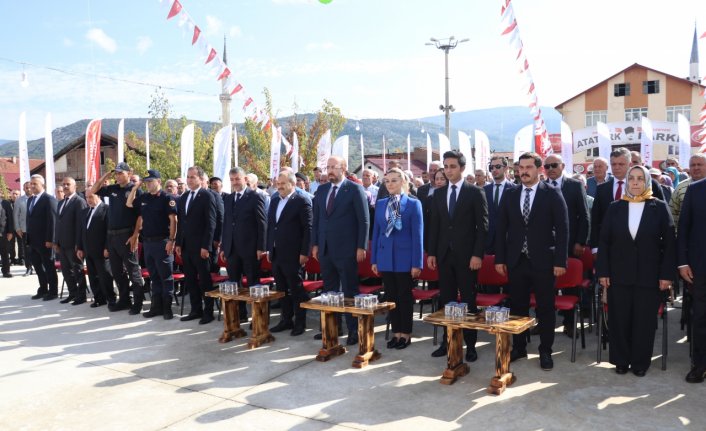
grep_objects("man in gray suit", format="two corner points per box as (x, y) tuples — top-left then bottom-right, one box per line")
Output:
(54, 177), (89, 305)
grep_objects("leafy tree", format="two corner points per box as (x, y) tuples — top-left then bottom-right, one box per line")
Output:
(0, 175), (9, 200)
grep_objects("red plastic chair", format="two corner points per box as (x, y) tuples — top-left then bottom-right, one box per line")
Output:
(358, 250), (384, 296)
(302, 256), (324, 294)
(476, 255), (510, 307)
(411, 253), (441, 344)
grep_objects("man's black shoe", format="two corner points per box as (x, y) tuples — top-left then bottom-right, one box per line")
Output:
(108, 302), (130, 312)
(3, 273), (13, 278)
(270, 321), (293, 333)
(71, 298), (87, 306)
(42, 294), (58, 301)
(346, 332), (358, 346)
(615, 365), (629, 375)
(510, 349), (528, 362)
(128, 305), (143, 315)
(163, 308), (174, 320)
(431, 344), (448, 358)
(60, 296), (75, 304)
(314, 332), (323, 340)
(539, 352), (553, 370)
(180, 313), (202, 322)
(90, 301), (106, 308)
(686, 366), (706, 383)
(290, 326), (305, 336)
(632, 368), (646, 377)
(31, 292), (46, 300)
(199, 314), (215, 325)
(465, 348), (478, 362)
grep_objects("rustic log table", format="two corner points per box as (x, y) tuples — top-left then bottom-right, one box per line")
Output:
(205, 288), (285, 349)
(300, 298), (396, 368)
(423, 310), (535, 394)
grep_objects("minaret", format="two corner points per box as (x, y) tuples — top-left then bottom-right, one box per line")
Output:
(689, 24), (700, 83)
(219, 35), (232, 126)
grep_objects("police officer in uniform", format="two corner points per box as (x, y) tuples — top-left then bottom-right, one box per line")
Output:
(92, 162), (145, 314)
(127, 170), (178, 320)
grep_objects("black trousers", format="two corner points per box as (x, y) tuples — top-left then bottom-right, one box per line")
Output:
(608, 283), (660, 370)
(85, 252), (115, 304)
(0, 236), (11, 275)
(19, 239), (31, 268)
(272, 251), (307, 324)
(438, 250), (478, 348)
(58, 246), (87, 299)
(226, 251), (260, 317)
(183, 248), (214, 315)
(509, 255), (555, 355)
(691, 275), (706, 368)
(143, 240), (174, 301)
(106, 231), (144, 305)
(382, 271), (414, 334)
(319, 252), (359, 334)
(30, 244), (58, 295)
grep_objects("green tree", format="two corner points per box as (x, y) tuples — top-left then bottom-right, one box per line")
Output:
(0, 175), (9, 200)
(238, 88), (275, 181)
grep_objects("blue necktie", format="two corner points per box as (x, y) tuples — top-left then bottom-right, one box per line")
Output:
(448, 185), (457, 218)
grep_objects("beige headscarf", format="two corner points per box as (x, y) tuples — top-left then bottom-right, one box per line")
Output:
(621, 165), (654, 203)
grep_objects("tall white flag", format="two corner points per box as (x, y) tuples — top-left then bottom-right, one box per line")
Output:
(677, 114), (692, 168)
(270, 126), (283, 180)
(117, 119), (125, 163)
(360, 134), (364, 173)
(474, 130), (491, 174)
(640, 116), (654, 168)
(406, 134), (411, 171)
(382, 135), (387, 169)
(18, 112), (30, 187)
(316, 130), (331, 172)
(44, 113), (56, 195)
(560, 121), (573, 176)
(458, 131), (472, 164)
(438, 133), (451, 157)
(426, 133), (432, 171)
(331, 135), (349, 168)
(291, 132), (299, 173)
(213, 124), (232, 193)
(145, 120), (151, 170)
(597, 121), (612, 166)
(513, 124), (533, 163)
(233, 124), (239, 167)
(180, 123), (195, 179)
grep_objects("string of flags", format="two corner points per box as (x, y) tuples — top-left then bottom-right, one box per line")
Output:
(161, 0), (271, 130)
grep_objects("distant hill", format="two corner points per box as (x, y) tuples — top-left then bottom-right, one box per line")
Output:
(0, 139), (11, 146)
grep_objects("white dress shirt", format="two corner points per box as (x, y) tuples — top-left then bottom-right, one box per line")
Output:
(446, 178), (465, 211)
(519, 181), (539, 211)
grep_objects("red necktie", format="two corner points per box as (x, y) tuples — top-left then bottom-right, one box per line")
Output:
(326, 186), (338, 215)
(614, 180), (623, 201)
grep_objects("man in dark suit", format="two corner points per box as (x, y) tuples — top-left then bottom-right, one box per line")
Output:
(678, 178), (706, 383)
(76, 190), (115, 307)
(0, 197), (14, 277)
(495, 152), (569, 371)
(267, 171), (312, 335)
(221, 166), (267, 320)
(27, 175), (59, 300)
(484, 155), (517, 255)
(54, 177), (89, 305)
(312, 156), (370, 345)
(204, 173), (225, 273)
(591, 147), (664, 252)
(427, 150), (488, 361)
(176, 166), (217, 324)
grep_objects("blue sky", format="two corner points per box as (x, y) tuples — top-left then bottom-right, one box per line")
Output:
(2, 0), (705, 139)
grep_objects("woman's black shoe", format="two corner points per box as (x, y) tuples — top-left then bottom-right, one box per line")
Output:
(615, 365), (629, 375)
(395, 337), (411, 350)
(387, 337), (400, 349)
(632, 368), (646, 377)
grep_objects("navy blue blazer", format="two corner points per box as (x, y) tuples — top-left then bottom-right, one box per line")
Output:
(553, 177), (589, 249)
(176, 188), (216, 252)
(495, 181), (569, 270)
(483, 181), (517, 254)
(221, 187), (267, 259)
(26, 192), (58, 248)
(597, 199), (676, 286)
(266, 192), (312, 263)
(312, 179), (369, 259)
(370, 194), (423, 272)
(677, 178), (706, 278)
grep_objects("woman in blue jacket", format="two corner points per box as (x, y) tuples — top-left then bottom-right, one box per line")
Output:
(371, 168), (423, 349)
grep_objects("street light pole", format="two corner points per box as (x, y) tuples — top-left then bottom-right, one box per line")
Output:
(426, 36), (468, 138)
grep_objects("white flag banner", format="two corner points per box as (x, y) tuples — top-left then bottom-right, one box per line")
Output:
(458, 131), (472, 164)
(316, 130), (331, 173)
(474, 129), (491, 174)
(292, 132), (299, 173)
(426, 133), (432, 171)
(360, 134), (364, 173)
(597, 121), (612, 164)
(270, 126), (282, 180)
(406, 134), (411, 171)
(331, 135), (349, 168)
(44, 113), (56, 195)
(145, 120), (151, 170)
(233, 124), (239, 167)
(18, 112), (30, 187)
(438, 133), (451, 157)
(640, 116), (654, 168)
(213, 124), (232, 194)
(180, 123), (195, 179)
(382, 135), (387, 169)
(678, 114), (692, 168)
(513, 124), (534, 163)
(117, 119), (125, 163)
(560, 121), (573, 176)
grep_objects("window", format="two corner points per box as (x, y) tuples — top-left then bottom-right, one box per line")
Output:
(666, 105), (691, 122)
(642, 80), (660, 94)
(614, 83), (630, 97)
(668, 145), (679, 156)
(585, 110), (607, 127)
(100, 151), (105, 165)
(586, 148), (599, 157)
(624, 107), (648, 121)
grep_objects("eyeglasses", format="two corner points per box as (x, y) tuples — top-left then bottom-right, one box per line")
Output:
(326, 165), (342, 170)
(488, 164), (505, 170)
(543, 163), (561, 169)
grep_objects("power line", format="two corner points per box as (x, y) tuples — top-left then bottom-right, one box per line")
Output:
(0, 57), (218, 97)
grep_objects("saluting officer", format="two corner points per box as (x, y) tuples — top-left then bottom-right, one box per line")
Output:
(91, 162), (145, 314)
(127, 170), (178, 320)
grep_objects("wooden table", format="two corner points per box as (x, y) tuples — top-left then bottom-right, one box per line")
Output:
(300, 298), (396, 368)
(205, 288), (285, 349)
(423, 310), (535, 394)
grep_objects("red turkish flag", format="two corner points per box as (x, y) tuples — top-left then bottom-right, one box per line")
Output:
(217, 67), (230, 81)
(192, 26), (201, 45)
(167, 0), (182, 20)
(501, 19), (517, 36)
(701, 31), (706, 39)
(205, 48), (217, 64)
(243, 97), (253, 111)
(230, 84), (243, 96)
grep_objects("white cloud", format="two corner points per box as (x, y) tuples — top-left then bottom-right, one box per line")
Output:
(305, 41), (335, 51)
(62, 38), (73, 47)
(85, 28), (117, 53)
(229, 26), (242, 38)
(136, 36), (153, 55)
(204, 15), (223, 36)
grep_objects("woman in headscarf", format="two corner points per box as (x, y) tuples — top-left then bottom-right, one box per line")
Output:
(597, 165), (676, 377)
(370, 167), (423, 349)
(665, 167), (680, 189)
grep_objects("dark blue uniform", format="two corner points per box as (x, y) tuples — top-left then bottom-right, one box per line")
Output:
(136, 190), (177, 314)
(97, 182), (145, 311)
